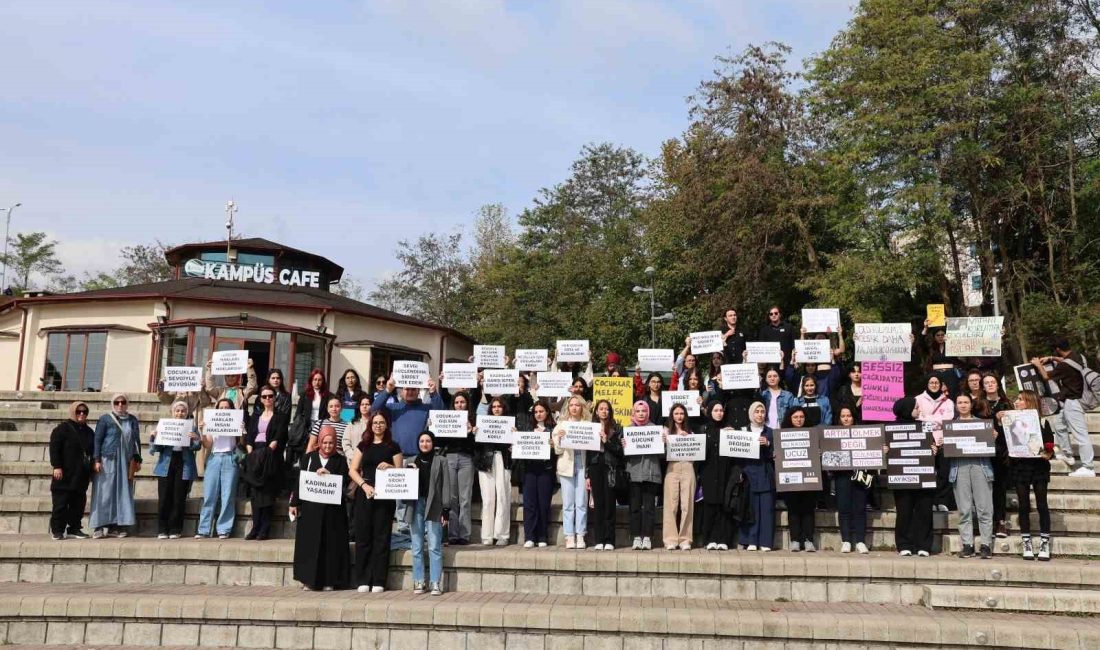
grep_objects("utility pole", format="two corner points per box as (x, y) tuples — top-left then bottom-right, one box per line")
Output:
(225, 200), (237, 262)
(1, 203), (22, 292)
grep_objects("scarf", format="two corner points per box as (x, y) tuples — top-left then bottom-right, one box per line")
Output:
(68, 401), (89, 422)
(631, 400), (651, 426)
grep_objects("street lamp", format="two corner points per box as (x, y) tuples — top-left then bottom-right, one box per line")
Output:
(633, 266), (665, 347)
(1, 203), (22, 293)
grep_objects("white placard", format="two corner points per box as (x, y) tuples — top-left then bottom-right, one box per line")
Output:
(690, 331), (723, 355)
(556, 340), (590, 363)
(429, 410), (468, 438)
(795, 339), (831, 364)
(745, 342), (782, 364)
(475, 415), (516, 444)
(661, 390), (701, 417)
(298, 471), (343, 505)
(154, 418), (193, 447)
(473, 345), (507, 369)
(483, 369), (520, 395)
(945, 316), (1004, 357)
(392, 360), (430, 389)
(623, 425), (665, 456)
(720, 364), (759, 390)
(854, 323), (912, 362)
(210, 350), (248, 376)
(162, 367), (202, 392)
(637, 349), (674, 372)
(720, 428), (760, 459)
(514, 349), (549, 372)
(513, 430), (551, 460)
(801, 308), (840, 333)
(536, 371), (573, 398)
(202, 408), (244, 437)
(375, 468), (419, 500)
(442, 362), (478, 389)
(561, 422), (601, 451)
(666, 433), (706, 461)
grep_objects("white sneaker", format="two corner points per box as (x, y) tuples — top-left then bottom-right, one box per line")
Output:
(357, 585), (370, 593)
(1021, 537), (1034, 560)
(632, 537), (642, 550)
(371, 586), (384, 593)
(565, 535), (576, 549)
(789, 541), (801, 552)
(523, 541), (535, 549)
(706, 542), (718, 551)
(716, 544), (728, 551)
(856, 543), (869, 554)
(899, 550), (912, 557)
(746, 545), (758, 551)
(759, 546), (771, 552)
(1038, 537), (1051, 561)
(804, 542), (816, 552)
(593, 544), (605, 551)
(840, 542), (852, 553)
(1068, 467), (1096, 478)
(1056, 451), (1075, 466)
(641, 537), (652, 550)
(917, 550), (930, 557)
(537, 542), (547, 548)
(936, 504), (949, 512)
(679, 542), (691, 551)
(168, 534), (180, 540)
(603, 544), (614, 551)
(157, 533), (168, 540)
(666, 544), (677, 551)
(576, 537), (586, 550)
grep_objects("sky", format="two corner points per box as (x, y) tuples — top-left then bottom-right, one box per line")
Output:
(0, 1), (855, 290)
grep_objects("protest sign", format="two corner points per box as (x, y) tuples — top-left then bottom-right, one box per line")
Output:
(555, 340), (590, 363)
(661, 390), (701, 417)
(298, 471), (343, 505)
(162, 366), (202, 392)
(375, 468), (419, 500)
(927, 304), (946, 327)
(475, 415), (515, 444)
(637, 348), (674, 372)
(514, 349), (549, 372)
(720, 428), (760, 459)
(482, 369), (519, 395)
(774, 428), (822, 493)
(622, 425), (665, 456)
(154, 418), (193, 447)
(854, 323), (912, 362)
(202, 408), (244, 436)
(512, 430), (551, 460)
(690, 331), (723, 355)
(884, 422), (937, 489)
(392, 360), (429, 389)
(1002, 409), (1044, 459)
(429, 410), (468, 439)
(801, 308), (840, 333)
(941, 420), (997, 458)
(561, 422), (601, 451)
(861, 361), (905, 422)
(210, 350), (248, 376)
(945, 316), (1004, 357)
(720, 364), (759, 390)
(795, 339), (831, 364)
(745, 342), (782, 364)
(535, 371), (573, 398)
(592, 377), (634, 426)
(473, 345), (507, 369)
(666, 433), (705, 462)
(817, 425), (885, 471)
(441, 362), (478, 389)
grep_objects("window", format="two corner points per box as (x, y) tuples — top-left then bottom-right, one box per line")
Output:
(293, 335), (326, 393)
(370, 347), (425, 387)
(199, 251), (275, 266)
(970, 274), (982, 292)
(192, 327), (212, 367)
(160, 326), (190, 368)
(43, 332), (107, 391)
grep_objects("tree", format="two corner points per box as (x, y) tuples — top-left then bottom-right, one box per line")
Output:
(369, 233), (471, 328)
(0, 232), (63, 294)
(330, 274), (365, 301)
(471, 203), (513, 272)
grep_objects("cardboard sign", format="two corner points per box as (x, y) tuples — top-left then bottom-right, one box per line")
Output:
(720, 364), (759, 390)
(774, 428), (822, 493)
(945, 317), (1004, 357)
(561, 422), (601, 451)
(483, 369), (519, 395)
(473, 345), (507, 369)
(622, 425), (665, 456)
(637, 348), (674, 372)
(745, 342), (782, 364)
(927, 304), (946, 327)
(514, 349), (549, 372)
(592, 377), (633, 427)
(202, 408), (244, 437)
(720, 428), (760, 459)
(154, 418), (193, 447)
(442, 362), (478, 389)
(375, 468), (419, 500)
(475, 415), (515, 444)
(884, 422), (937, 490)
(795, 339), (831, 364)
(1003, 409), (1044, 459)
(162, 367), (202, 392)
(392, 360), (430, 389)
(862, 361), (905, 422)
(817, 425), (886, 471)
(1013, 362), (1059, 399)
(666, 433), (705, 462)
(801, 308), (840, 333)
(535, 371), (573, 398)
(429, 410), (468, 439)
(690, 331), (723, 355)
(941, 420), (997, 458)
(555, 340), (590, 363)
(298, 471), (344, 505)
(513, 430), (551, 460)
(210, 350), (248, 376)
(662, 390), (701, 417)
(854, 323), (912, 362)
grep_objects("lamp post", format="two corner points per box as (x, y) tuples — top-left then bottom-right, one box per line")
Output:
(633, 267), (674, 347)
(1, 203), (21, 293)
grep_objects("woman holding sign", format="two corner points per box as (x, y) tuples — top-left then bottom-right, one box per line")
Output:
(90, 394), (142, 539)
(437, 390), (477, 546)
(948, 394), (995, 559)
(589, 399), (624, 550)
(475, 397), (514, 546)
(409, 432), (451, 595)
(203, 357), (257, 410)
(982, 373), (1012, 538)
(1009, 391), (1054, 561)
(348, 413), (403, 591)
(196, 398), (244, 540)
(782, 407), (819, 552)
(833, 405), (870, 554)
(553, 396), (591, 549)
(520, 400), (556, 548)
(738, 401), (774, 551)
(915, 375), (956, 513)
(662, 403), (696, 550)
(699, 401), (733, 550)
(625, 401), (661, 550)
(243, 386), (289, 540)
(149, 401), (201, 539)
(290, 427), (351, 591)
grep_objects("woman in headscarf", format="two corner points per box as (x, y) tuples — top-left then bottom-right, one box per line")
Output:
(348, 412), (402, 593)
(49, 401), (95, 539)
(289, 426), (351, 591)
(243, 385), (289, 540)
(623, 400), (661, 550)
(149, 401), (201, 539)
(699, 400), (732, 550)
(90, 394), (142, 539)
(915, 374), (956, 512)
(738, 401), (774, 551)
(409, 431), (451, 595)
(891, 396), (937, 557)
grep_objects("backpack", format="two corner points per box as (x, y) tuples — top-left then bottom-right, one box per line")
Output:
(1060, 356), (1100, 410)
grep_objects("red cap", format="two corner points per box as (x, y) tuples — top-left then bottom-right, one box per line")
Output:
(606, 352), (621, 366)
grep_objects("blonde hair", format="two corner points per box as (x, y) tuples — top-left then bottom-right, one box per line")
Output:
(565, 395), (591, 421)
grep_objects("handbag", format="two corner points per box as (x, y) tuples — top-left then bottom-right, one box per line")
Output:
(853, 470), (874, 489)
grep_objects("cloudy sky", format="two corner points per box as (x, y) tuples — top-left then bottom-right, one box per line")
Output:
(0, 1), (854, 290)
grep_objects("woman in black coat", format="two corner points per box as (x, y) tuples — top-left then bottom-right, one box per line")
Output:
(288, 428), (351, 590)
(699, 400), (734, 549)
(244, 384), (290, 540)
(49, 401), (95, 539)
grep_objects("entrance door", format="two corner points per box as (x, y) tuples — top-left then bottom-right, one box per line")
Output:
(211, 337), (272, 389)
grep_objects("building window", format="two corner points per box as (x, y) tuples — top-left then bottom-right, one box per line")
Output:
(199, 251), (275, 266)
(43, 332), (107, 391)
(160, 326), (190, 368)
(370, 347), (425, 387)
(293, 335), (326, 393)
(970, 274), (982, 292)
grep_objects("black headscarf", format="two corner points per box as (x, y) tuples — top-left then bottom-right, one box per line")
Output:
(893, 396), (917, 423)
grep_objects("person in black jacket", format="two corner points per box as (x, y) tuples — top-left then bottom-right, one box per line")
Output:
(335, 369), (368, 423)
(49, 401), (95, 539)
(757, 305), (796, 367)
(437, 387), (479, 545)
(289, 428), (351, 591)
(721, 308), (748, 364)
(244, 385), (289, 540)
(699, 400), (735, 550)
(588, 399), (624, 550)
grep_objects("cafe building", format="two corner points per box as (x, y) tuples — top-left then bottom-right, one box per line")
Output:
(0, 238), (474, 393)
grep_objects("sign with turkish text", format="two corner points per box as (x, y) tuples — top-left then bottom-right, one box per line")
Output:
(623, 425), (665, 456)
(861, 361), (905, 422)
(774, 428), (822, 493)
(162, 366), (202, 392)
(854, 323), (912, 362)
(298, 471), (343, 505)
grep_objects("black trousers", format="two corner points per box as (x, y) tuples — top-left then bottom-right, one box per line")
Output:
(934, 454), (955, 509)
(628, 481), (659, 538)
(157, 453), (191, 535)
(785, 492), (817, 544)
(835, 473), (869, 544)
(588, 465), (616, 546)
(894, 489), (933, 553)
(1016, 482), (1051, 536)
(992, 458), (1009, 524)
(50, 487), (87, 535)
(701, 503), (731, 545)
(353, 495), (396, 589)
(250, 500), (273, 538)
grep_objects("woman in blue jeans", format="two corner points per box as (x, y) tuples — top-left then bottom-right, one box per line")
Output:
(196, 398), (244, 539)
(410, 431), (452, 595)
(552, 395), (590, 549)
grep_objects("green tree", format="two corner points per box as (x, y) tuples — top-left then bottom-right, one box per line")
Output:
(0, 232), (64, 293)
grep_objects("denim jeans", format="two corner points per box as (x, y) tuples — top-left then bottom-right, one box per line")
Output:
(197, 452), (237, 536)
(391, 499), (413, 550)
(1054, 399), (1094, 469)
(410, 497), (443, 584)
(559, 453), (587, 537)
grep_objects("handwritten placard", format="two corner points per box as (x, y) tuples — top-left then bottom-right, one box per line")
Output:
(637, 348), (674, 372)
(514, 349), (549, 372)
(535, 371), (573, 398)
(945, 317), (1004, 357)
(473, 345), (507, 369)
(154, 418), (193, 447)
(720, 428), (759, 459)
(429, 410), (467, 438)
(720, 364), (759, 390)
(862, 361), (905, 422)
(801, 308), (840, 333)
(210, 350), (248, 376)
(745, 342), (782, 364)
(475, 415), (515, 444)
(482, 369), (519, 395)
(298, 471), (343, 505)
(623, 425), (665, 456)
(666, 434), (705, 461)
(555, 340), (590, 363)
(795, 339), (831, 364)
(375, 468), (419, 500)
(392, 360), (429, 389)
(592, 377), (633, 427)
(513, 430), (551, 460)
(690, 331), (723, 355)
(202, 408), (244, 436)
(442, 362), (478, 389)
(162, 367), (202, 392)
(927, 304), (946, 327)
(854, 323), (912, 362)
(661, 390), (700, 417)
(561, 422), (601, 451)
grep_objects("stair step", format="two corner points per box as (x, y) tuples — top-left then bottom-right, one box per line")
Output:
(922, 583), (1100, 614)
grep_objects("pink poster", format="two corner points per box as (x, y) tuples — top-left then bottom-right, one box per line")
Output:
(862, 361), (905, 422)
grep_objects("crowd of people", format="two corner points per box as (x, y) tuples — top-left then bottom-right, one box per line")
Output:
(44, 305), (1098, 594)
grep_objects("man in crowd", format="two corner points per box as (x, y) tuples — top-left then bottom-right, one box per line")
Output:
(1032, 339), (1096, 478)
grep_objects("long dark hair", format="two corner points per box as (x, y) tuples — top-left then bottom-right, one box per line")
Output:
(362, 411), (393, 450)
(337, 369), (362, 399)
(350, 394), (373, 423)
(532, 399), (556, 429)
(645, 372), (664, 395)
(667, 403), (691, 434)
(266, 368), (289, 395)
(592, 399), (615, 434)
(488, 396), (510, 416)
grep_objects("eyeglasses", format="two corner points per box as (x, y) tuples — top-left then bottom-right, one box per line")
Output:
(260, 394), (275, 400)
(371, 421), (387, 427)
(113, 400), (127, 405)
(769, 311), (780, 316)
(375, 380), (384, 386)
(75, 409), (89, 416)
